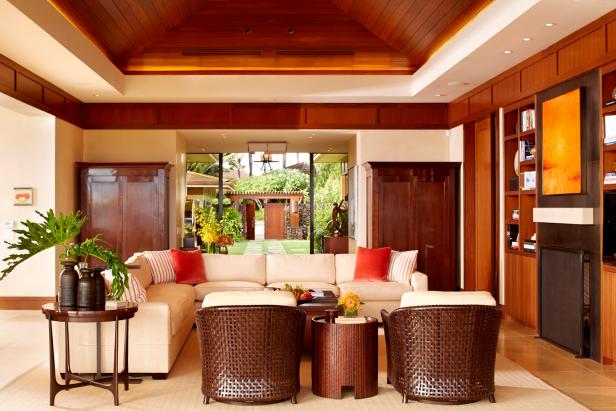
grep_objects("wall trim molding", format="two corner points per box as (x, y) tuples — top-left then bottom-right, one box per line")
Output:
(0, 296), (55, 310)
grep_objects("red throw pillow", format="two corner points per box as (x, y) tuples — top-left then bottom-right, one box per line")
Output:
(354, 246), (392, 281)
(170, 249), (206, 285)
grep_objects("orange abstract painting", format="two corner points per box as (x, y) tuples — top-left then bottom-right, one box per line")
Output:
(542, 88), (582, 195)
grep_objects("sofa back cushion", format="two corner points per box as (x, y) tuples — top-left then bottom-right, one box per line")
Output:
(401, 291), (496, 307)
(266, 254), (335, 284)
(335, 253), (357, 284)
(125, 253), (153, 289)
(203, 254), (266, 284)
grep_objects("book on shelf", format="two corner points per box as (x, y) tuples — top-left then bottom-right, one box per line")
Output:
(519, 140), (536, 161)
(604, 172), (616, 184)
(521, 109), (536, 132)
(335, 316), (367, 324)
(522, 171), (536, 190)
(523, 239), (536, 252)
(511, 241), (520, 250)
(605, 116), (616, 145)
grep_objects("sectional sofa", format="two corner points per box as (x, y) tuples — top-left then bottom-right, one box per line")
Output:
(57, 252), (428, 377)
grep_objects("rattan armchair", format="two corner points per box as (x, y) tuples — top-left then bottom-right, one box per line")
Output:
(195, 305), (305, 405)
(382, 304), (502, 404)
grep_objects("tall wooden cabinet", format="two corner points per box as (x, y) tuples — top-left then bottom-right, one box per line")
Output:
(366, 162), (458, 291)
(79, 163), (171, 261)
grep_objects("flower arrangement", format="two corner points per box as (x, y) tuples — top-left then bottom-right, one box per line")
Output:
(337, 291), (362, 317)
(194, 206), (243, 253)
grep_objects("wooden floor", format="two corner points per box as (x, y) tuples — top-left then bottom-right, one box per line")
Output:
(499, 318), (616, 410)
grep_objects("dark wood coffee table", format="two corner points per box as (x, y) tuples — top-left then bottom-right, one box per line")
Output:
(311, 316), (378, 399)
(297, 290), (341, 350)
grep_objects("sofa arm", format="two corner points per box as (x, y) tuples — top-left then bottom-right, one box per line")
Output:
(411, 271), (428, 291)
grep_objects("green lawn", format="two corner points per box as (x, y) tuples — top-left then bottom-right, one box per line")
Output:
(226, 239), (309, 255)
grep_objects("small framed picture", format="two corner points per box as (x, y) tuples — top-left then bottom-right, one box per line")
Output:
(13, 187), (33, 206)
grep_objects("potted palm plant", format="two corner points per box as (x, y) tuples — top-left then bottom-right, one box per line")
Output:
(1, 209), (128, 306)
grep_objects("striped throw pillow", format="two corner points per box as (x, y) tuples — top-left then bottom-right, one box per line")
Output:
(143, 250), (176, 284)
(387, 250), (418, 286)
(104, 271), (147, 303)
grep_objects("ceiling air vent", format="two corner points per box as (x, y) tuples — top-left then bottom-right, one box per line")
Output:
(274, 49), (355, 56)
(181, 48), (263, 56)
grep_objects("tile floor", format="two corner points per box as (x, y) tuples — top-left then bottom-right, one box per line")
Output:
(499, 318), (616, 410)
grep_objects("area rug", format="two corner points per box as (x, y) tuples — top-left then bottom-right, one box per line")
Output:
(0, 331), (587, 411)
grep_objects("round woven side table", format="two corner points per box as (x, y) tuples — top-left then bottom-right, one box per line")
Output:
(311, 316), (378, 399)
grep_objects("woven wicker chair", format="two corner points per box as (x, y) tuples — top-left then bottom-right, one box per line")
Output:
(195, 305), (305, 405)
(382, 305), (502, 404)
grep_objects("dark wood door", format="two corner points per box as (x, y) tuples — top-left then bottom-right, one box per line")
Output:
(367, 162), (458, 291)
(264, 202), (285, 240)
(80, 163), (170, 262)
(244, 202), (256, 240)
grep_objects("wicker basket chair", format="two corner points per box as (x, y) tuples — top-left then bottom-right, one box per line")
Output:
(195, 305), (305, 405)
(382, 304), (502, 404)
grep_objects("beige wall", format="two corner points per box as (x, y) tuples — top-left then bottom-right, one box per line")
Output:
(82, 130), (185, 247)
(0, 104), (56, 297)
(54, 118), (83, 283)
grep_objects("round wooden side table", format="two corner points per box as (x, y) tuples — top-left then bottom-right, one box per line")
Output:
(311, 316), (378, 399)
(42, 302), (138, 406)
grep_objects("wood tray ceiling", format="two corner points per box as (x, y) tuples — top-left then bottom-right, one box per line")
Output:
(49, 0), (491, 74)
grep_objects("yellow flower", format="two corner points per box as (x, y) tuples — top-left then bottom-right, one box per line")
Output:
(337, 291), (361, 315)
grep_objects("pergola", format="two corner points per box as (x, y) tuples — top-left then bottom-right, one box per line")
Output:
(225, 191), (303, 203)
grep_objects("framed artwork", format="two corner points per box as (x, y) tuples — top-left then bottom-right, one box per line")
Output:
(347, 166), (358, 239)
(541, 88), (582, 195)
(13, 187), (33, 206)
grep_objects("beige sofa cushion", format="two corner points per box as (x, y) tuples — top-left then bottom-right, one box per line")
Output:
(125, 253), (153, 289)
(146, 283), (196, 335)
(335, 253), (357, 284)
(203, 254), (266, 284)
(201, 290), (297, 308)
(267, 281), (339, 294)
(194, 281), (265, 301)
(401, 291), (497, 307)
(338, 281), (412, 301)
(266, 254), (336, 284)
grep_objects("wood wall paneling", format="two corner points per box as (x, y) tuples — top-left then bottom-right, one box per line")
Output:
(43, 87), (66, 114)
(0, 62), (14, 90)
(159, 104), (231, 126)
(232, 104), (305, 127)
(504, 253), (538, 328)
(449, 9), (616, 126)
(450, 99), (470, 124)
(15, 73), (43, 103)
(469, 87), (492, 115)
(520, 54), (558, 95)
(602, 267), (616, 364)
(378, 104), (449, 128)
(83, 104), (159, 128)
(306, 105), (378, 127)
(493, 72), (520, 107)
(0, 54), (81, 125)
(608, 19), (616, 53)
(463, 121), (476, 291)
(557, 27), (606, 76)
(474, 117), (495, 294)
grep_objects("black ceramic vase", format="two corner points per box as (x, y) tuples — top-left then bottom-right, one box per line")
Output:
(59, 261), (79, 307)
(77, 267), (96, 308)
(92, 266), (107, 307)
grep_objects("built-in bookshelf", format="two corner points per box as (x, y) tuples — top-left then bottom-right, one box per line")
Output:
(503, 99), (537, 257)
(502, 97), (538, 329)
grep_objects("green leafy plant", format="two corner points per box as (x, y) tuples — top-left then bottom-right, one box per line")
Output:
(1, 210), (86, 280)
(1, 209), (128, 300)
(63, 237), (129, 300)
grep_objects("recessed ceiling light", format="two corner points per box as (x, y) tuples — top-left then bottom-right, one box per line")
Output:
(221, 133), (227, 139)
(523, 37), (532, 42)
(447, 81), (469, 86)
(93, 93), (100, 97)
(434, 93), (445, 97)
(244, 27), (252, 34)
(327, 148), (333, 152)
(504, 50), (512, 54)
(288, 27), (295, 34)
(544, 22), (555, 27)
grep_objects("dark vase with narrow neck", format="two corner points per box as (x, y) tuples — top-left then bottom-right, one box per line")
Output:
(59, 261), (79, 307)
(92, 265), (106, 307)
(77, 267), (96, 308)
